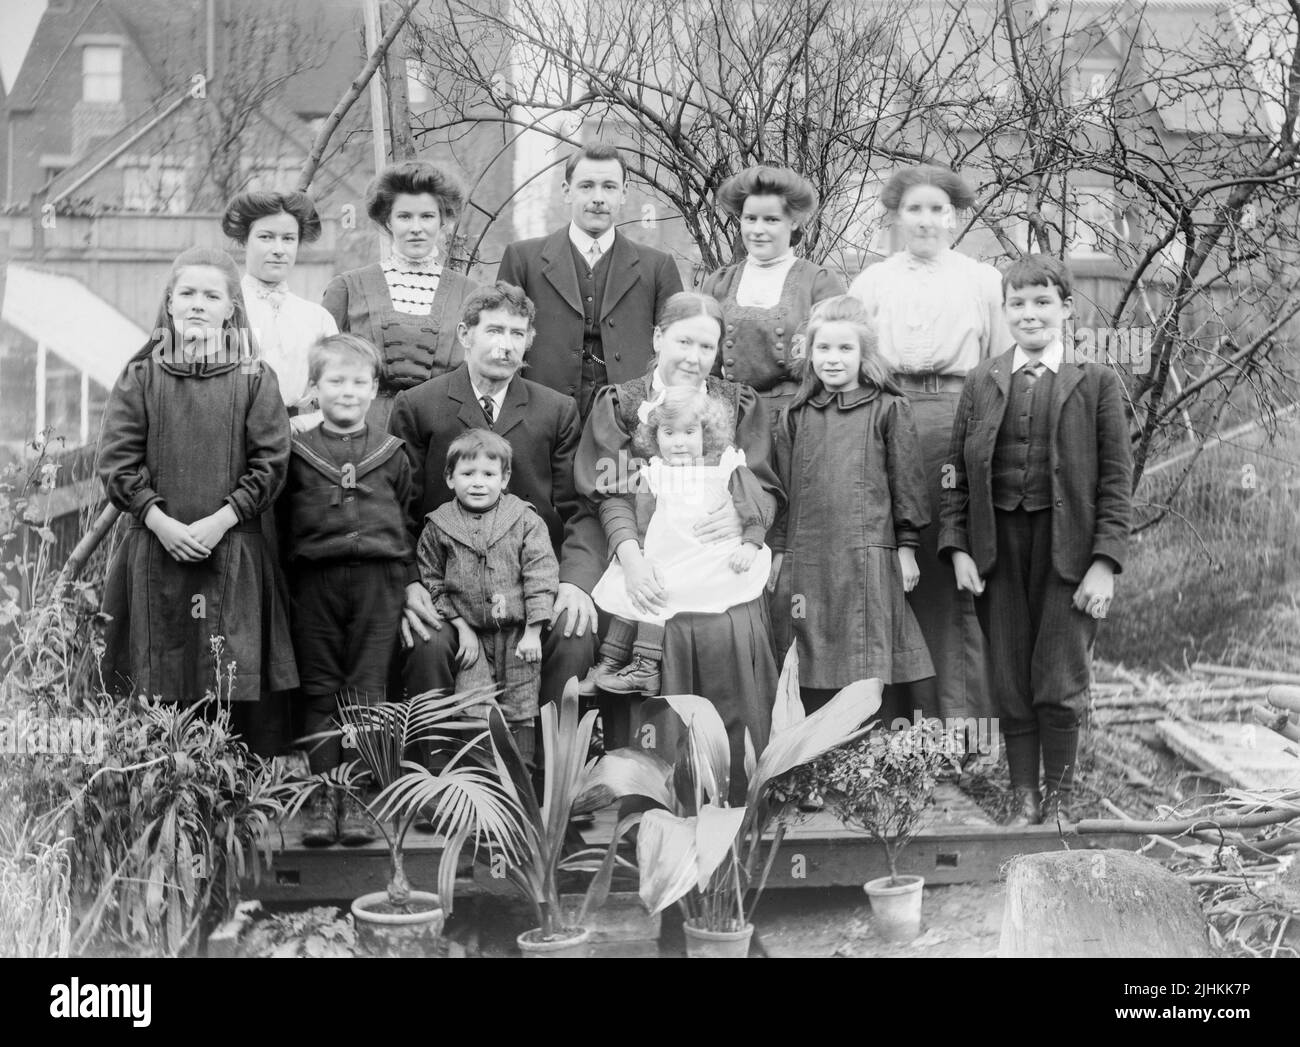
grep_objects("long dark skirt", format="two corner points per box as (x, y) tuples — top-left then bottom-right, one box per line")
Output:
(634, 598), (778, 803)
(902, 390), (992, 724)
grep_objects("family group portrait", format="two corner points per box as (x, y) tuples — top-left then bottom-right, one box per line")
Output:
(0, 0), (1297, 986)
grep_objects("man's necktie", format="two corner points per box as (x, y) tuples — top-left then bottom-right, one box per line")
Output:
(588, 242), (602, 269)
(1022, 361), (1043, 381)
(480, 395), (495, 427)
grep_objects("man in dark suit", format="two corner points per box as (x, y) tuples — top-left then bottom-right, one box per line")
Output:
(496, 142), (683, 419)
(939, 255), (1132, 828)
(390, 282), (603, 707)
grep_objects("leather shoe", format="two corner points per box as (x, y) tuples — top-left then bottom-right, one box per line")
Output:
(598, 655), (660, 696)
(337, 793), (379, 846)
(578, 655), (627, 698)
(1005, 786), (1042, 827)
(1041, 790), (1073, 827)
(301, 789), (338, 847)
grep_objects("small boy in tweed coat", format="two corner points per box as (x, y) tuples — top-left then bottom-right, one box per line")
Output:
(417, 429), (559, 761)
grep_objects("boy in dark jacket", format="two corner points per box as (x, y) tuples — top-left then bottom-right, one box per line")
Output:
(939, 255), (1132, 826)
(281, 334), (416, 847)
(417, 429), (560, 764)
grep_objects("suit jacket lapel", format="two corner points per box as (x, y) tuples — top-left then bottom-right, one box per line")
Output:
(449, 365), (486, 431)
(541, 228), (583, 316)
(1050, 361), (1085, 439)
(600, 233), (641, 321)
(987, 348), (1015, 435)
(493, 376), (530, 436)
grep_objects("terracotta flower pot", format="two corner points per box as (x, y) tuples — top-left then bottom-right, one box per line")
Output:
(682, 919), (753, 958)
(516, 926), (592, 957)
(351, 890), (445, 955)
(863, 874), (925, 943)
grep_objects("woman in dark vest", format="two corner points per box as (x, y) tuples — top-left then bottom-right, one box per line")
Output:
(323, 161), (479, 431)
(702, 165), (845, 427)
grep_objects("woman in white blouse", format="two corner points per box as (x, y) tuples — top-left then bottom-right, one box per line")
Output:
(702, 166), (845, 426)
(223, 190), (338, 431)
(848, 163), (1010, 734)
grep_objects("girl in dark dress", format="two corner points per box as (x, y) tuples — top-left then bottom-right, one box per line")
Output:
(98, 247), (297, 756)
(771, 296), (934, 715)
(576, 292), (782, 801)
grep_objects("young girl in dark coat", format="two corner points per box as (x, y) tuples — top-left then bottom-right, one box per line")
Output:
(771, 295), (934, 715)
(98, 247), (298, 756)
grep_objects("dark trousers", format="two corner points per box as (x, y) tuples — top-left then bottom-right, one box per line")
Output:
(291, 560), (406, 772)
(576, 355), (608, 423)
(402, 607), (595, 710)
(291, 560), (407, 698)
(974, 508), (1096, 720)
(975, 508), (1094, 794)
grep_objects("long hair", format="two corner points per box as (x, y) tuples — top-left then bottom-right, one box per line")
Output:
(132, 246), (256, 365)
(632, 386), (734, 463)
(782, 295), (900, 436)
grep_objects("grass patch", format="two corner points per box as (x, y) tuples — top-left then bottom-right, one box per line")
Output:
(1100, 420), (1300, 672)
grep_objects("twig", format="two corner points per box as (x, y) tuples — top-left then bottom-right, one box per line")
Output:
(1192, 663), (1300, 686)
(1074, 807), (1300, 836)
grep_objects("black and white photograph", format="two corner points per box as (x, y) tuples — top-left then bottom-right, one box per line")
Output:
(0, 0), (1296, 1010)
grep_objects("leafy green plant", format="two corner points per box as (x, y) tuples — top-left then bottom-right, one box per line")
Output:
(787, 719), (957, 884)
(485, 677), (672, 943)
(281, 687), (524, 913)
(241, 905), (359, 958)
(0, 817), (72, 957)
(627, 647), (882, 932)
(0, 432), (107, 715)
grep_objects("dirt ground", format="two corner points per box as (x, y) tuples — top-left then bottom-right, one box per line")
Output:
(753, 883), (1005, 958)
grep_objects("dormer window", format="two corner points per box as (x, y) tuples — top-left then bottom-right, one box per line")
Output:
(82, 44), (122, 103)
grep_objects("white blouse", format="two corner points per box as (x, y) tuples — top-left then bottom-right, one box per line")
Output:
(847, 248), (1009, 376)
(242, 273), (339, 409)
(734, 252), (798, 308)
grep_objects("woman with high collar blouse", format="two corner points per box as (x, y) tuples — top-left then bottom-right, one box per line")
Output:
(848, 163), (1010, 732)
(702, 165), (845, 427)
(223, 190), (338, 431)
(323, 161), (479, 432)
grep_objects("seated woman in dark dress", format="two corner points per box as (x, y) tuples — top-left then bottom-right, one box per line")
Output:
(575, 292), (783, 801)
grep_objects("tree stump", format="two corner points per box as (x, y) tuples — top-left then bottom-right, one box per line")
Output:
(998, 850), (1212, 958)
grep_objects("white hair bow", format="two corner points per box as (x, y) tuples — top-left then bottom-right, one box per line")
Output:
(636, 388), (667, 426)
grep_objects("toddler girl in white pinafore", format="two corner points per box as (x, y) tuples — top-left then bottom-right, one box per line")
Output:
(587, 386), (772, 695)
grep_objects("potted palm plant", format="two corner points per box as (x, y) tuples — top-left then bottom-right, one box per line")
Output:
(628, 647), (882, 958)
(793, 719), (956, 943)
(485, 678), (673, 957)
(282, 688), (522, 955)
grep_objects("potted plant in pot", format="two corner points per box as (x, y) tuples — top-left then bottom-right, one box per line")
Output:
(484, 678), (674, 957)
(627, 647), (883, 957)
(791, 718), (956, 943)
(281, 688), (522, 956)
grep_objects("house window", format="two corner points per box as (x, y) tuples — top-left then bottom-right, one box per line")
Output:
(123, 163), (188, 213)
(407, 58), (432, 109)
(82, 45), (122, 103)
(244, 160), (300, 193)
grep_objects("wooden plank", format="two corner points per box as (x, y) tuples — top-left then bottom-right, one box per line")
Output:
(1155, 718), (1300, 791)
(248, 787), (1126, 904)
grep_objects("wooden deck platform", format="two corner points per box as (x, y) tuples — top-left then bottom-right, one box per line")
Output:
(246, 784), (1143, 905)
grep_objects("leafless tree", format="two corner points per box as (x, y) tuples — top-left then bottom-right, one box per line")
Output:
(406, 0), (1300, 506)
